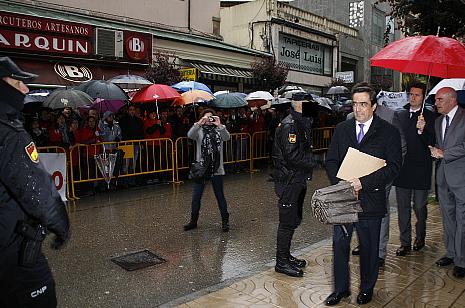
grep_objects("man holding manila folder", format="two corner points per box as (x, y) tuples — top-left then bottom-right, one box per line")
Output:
(324, 82), (402, 306)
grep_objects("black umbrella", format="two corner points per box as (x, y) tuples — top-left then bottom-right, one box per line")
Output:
(75, 80), (129, 100)
(108, 74), (152, 90)
(23, 89), (50, 114)
(43, 89), (94, 110)
(326, 86), (349, 95)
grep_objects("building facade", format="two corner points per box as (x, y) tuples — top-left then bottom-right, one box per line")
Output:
(290, 0), (401, 90)
(220, 0), (401, 93)
(0, 0), (269, 92)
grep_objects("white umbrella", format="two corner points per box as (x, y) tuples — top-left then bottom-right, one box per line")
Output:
(213, 90), (230, 96)
(426, 78), (465, 105)
(245, 91), (274, 101)
(428, 78), (465, 95)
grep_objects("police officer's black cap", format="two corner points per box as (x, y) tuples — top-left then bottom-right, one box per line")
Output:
(0, 57), (38, 82)
(291, 92), (314, 102)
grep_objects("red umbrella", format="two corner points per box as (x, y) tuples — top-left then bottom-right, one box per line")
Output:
(131, 84), (180, 103)
(370, 35), (465, 78)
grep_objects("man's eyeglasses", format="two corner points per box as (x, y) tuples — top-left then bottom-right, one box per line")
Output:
(352, 101), (370, 108)
(408, 93), (423, 98)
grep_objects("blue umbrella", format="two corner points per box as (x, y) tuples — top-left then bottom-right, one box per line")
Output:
(209, 92), (247, 108)
(172, 81), (212, 94)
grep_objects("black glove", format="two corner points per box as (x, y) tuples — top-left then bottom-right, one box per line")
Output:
(50, 235), (67, 250)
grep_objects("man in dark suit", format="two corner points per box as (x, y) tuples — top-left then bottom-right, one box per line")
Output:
(325, 83), (402, 305)
(430, 87), (465, 278)
(394, 82), (435, 256)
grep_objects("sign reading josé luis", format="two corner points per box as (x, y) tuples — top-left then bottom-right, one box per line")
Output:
(278, 33), (327, 75)
(0, 11), (93, 56)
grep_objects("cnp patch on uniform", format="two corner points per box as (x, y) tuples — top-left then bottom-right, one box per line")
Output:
(25, 142), (39, 163)
(288, 134), (297, 144)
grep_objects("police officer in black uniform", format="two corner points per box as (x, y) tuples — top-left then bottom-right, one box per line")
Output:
(0, 57), (70, 308)
(272, 92), (316, 277)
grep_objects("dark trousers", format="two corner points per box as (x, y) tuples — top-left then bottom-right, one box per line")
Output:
(0, 248), (57, 308)
(396, 186), (428, 246)
(333, 218), (382, 293)
(191, 175), (228, 220)
(276, 186), (307, 260)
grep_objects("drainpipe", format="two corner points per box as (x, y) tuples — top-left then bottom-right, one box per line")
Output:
(188, 0), (191, 33)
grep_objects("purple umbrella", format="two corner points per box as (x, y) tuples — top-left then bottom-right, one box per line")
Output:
(91, 98), (127, 116)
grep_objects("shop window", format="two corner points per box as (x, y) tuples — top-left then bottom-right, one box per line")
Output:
(372, 9), (385, 46)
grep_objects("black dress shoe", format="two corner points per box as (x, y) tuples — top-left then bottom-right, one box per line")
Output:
(275, 260), (303, 277)
(356, 291), (373, 305)
(352, 245), (360, 256)
(325, 291), (350, 306)
(378, 257), (385, 269)
(436, 256), (454, 267)
(289, 255), (307, 268)
(396, 245), (411, 256)
(413, 238), (425, 251)
(453, 266), (465, 278)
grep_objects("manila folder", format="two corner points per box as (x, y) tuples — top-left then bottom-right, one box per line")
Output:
(336, 147), (386, 181)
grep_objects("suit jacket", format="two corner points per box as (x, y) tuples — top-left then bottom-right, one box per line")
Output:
(393, 106), (435, 189)
(326, 115), (402, 218)
(435, 106), (465, 191)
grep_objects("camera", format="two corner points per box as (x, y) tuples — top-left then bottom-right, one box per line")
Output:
(208, 116), (215, 122)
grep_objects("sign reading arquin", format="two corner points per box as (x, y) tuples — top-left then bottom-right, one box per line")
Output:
(0, 11), (93, 56)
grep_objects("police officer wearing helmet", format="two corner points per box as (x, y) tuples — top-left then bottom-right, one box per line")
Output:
(0, 57), (70, 307)
(272, 92), (316, 277)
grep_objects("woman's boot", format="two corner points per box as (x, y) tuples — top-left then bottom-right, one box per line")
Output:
(184, 214), (198, 231)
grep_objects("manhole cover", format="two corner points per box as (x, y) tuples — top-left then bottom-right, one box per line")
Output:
(111, 249), (166, 271)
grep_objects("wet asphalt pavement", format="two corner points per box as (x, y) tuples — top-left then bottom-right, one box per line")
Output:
(44, 166), (333, 307)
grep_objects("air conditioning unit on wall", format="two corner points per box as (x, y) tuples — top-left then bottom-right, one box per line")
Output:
(95, 28), (124, 58)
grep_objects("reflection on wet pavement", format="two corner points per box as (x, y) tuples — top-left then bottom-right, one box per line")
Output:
(45, 167), (332, 307)
(177, 204), (464, 308)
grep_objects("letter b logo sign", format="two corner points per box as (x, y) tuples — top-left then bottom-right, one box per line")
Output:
(64, 65), (84, 78)
(130, 38), (144, 52)
(126, 36), (147, 60)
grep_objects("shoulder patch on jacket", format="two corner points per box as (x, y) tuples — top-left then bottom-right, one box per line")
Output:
(25, 142), (39, 163)
(288, 133), (296, 144)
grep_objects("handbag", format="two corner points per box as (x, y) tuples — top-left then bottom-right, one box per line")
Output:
(188, 160), (210, 182)
(310, 181), (362, 224)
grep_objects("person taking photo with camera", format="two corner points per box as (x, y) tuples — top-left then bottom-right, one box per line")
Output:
(184, 109), (231, 232)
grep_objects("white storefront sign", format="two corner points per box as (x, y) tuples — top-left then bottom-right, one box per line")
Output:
(40, 153), (67, 201)
(278, 33), (326, 75)
(335, 71), (354, 83)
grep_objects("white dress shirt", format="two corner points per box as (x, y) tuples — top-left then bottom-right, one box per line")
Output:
(442, 105), (458, 140)
(355, 116), (374, 141)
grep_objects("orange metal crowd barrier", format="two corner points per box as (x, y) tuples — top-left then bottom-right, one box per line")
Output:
(38, 127), (336, 198)
(68, 138), (174, 199)
(312, 126), (335, 152)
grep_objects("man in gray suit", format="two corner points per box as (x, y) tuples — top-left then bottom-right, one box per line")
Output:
(430, 87), (465, 278)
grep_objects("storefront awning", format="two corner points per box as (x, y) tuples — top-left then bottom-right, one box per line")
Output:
(182, 60), (254, 84)
(13, 58), (147, 88)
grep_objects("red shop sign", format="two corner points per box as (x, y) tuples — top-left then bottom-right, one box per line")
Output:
(125, 34), (149, 61)
(0, 11), (92, 37)
(0, 29), (92, 56)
